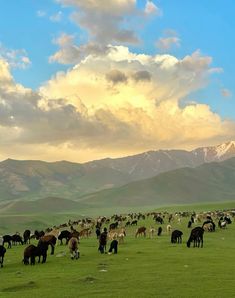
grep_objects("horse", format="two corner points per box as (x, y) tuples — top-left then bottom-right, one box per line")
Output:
(23, 242), (48, 265)
(0, 245), (6, 268)
(23, 230), (31, 244)
(39, 235), (57, 255)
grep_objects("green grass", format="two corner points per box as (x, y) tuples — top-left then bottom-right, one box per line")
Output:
(0, 204), (235, 297)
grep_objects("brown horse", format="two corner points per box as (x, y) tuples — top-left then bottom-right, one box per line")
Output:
(39, 235), (57, 255)
(135, 227), (146, 238)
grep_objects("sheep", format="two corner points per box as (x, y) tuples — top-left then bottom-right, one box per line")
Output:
(187, 227), (204, 248)
(166, 224), (172, 235)
(171, 230), (183, 244)
(68, 237), (80, 260)
(149, 227), (155, 238)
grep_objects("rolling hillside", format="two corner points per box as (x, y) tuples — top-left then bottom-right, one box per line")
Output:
(79, 157), (235, 207)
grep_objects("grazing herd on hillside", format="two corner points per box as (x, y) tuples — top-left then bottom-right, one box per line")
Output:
(0, 209), (234, 268)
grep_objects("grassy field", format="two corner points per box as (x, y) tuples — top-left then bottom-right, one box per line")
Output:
(0, 202), (235, 298)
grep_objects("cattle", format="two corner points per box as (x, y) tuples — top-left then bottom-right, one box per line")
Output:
(0, 244), (6, 268)
(135, 227), (146, 238)
(68, 237), (80, 260)
(23, 230), (31, 244)
(171, 230), (183, 244)
(23, 242), (49, 265)
(187, 227), (204, 248)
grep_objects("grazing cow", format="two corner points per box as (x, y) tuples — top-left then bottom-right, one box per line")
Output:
(23, 230), (31, 244)
(157, 227), (162, 236)
(68, 237), (80, 260)
(135, 227), (146, 238)
(171, 230), (183, 244)
(12, 234), (24, 246)
(187, 227), (204, 248)
(108, 240), (118, 254)
(58, 230), (72, 245)
(23, 242), (49, 265)
(3, 235), (12, 248)
(39, 235), (57, 255)
(125, 221), (131, 227)
(0, 245), (6, 268)
(188, 221), (192, 228)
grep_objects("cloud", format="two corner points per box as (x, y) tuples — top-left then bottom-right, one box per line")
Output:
(0, 44), (233, 162)
(221, 88), (232, 98)
(56, 0), (142, 45)
(156, 37), (181, 51)
(132, 70), (151, 82)
(49, 33), (112, 64)
(145, 1), (162, 16)
(106, 69), (128, 85)
(0, 43), (31, 69)
(50, 11), (63, 22)
(37, 10), (46, 17)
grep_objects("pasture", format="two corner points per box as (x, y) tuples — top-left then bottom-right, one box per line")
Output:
(0, 204), (235, 298)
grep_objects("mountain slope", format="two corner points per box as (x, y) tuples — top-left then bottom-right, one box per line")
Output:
(78, 157), (235, 207)
(1, 141), (235, 201)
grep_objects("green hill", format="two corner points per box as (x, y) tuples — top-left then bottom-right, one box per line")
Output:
(79, 157), (235, 207)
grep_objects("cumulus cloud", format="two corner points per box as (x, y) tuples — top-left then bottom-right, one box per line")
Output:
(56, 0), (139, 45)
(132, 70), (151, 82)
(106, 69), (128, 85)
(0, 44), (31, 69)
(49, 33), (112, 64)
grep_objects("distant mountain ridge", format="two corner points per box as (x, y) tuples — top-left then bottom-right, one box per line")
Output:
(79, 157), (235, 207)
(0, 141), (235, 202)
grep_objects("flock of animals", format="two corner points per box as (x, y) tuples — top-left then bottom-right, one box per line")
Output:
(0, 208), (234, 269)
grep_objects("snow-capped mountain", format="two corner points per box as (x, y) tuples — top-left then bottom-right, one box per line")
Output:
(1, 141), (235, 201)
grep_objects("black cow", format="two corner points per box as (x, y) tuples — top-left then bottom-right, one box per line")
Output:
(0, 245), (6, 268)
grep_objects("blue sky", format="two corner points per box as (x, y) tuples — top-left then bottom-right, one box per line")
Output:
(0, 0), (234, 161)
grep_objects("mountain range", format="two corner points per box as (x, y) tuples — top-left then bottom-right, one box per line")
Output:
(0, 141), (235, 208)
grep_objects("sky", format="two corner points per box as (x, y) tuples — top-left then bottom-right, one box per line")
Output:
(0, 0), (235, 162)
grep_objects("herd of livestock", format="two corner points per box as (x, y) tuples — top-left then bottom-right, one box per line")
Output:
(0, 208), (234, 268)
